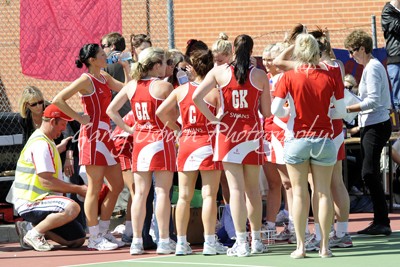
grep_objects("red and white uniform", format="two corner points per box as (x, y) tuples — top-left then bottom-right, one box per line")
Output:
(321, 61), (346, 160)
(78, 73), (119, 166)
(177, 82), (222, 171)
(112, 111), (135, 171)
(274, 66), (344, 139)
(214, 66), (264, 165)
(264, 73), (287, 164)
(130, 78), (176, 172)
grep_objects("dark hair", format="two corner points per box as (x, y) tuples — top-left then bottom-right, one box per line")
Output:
(185, 39), (208, 57)
(190, 49), (213, 79)
(75, 43), (100, 68)
(105, 32), (126, 51)
(233, 34), (253, 85)
(168, 55), (191, 87)
(309, 27), (330, 55)
(288, 24), (307, 44)
(130, 33), (152, 49)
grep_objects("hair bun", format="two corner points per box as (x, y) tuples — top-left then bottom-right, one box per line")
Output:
(219, 32), (229, 41)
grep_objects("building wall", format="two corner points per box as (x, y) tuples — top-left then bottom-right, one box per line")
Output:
(173, 0), (387, 55)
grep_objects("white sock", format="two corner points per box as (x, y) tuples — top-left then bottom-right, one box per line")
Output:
(160, 238), (170, 243)
(99, 220), (110, 234)
(30, 227), (42, 236)
(314, 223), (321, 241)
(132, 237), (143, 244)
(88, 225), (100, 237)
(251, 230), (261, 241)
(204, 234), (215, 244)
(177, 235), (187, 244)
(336, 222), (348, 238)
(124, 220), (133, 236)
(236, 232), (247, 243)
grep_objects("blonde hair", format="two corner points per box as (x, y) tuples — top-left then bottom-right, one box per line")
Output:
(212, 32), (232, 56)
(168, 49), (185, 67)
(130, 47), (166, 80)
(18, 85), (44, 118)
(344, 74), (358, 87)
(293, 33), (320, 72)
(270, 42), (289, 58)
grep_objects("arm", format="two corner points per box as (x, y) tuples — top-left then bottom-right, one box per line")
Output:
(255, 69), (272, 118)
(101, 65), (131, 93)
(52, 76), (91, 125)
(156, 89), (181, 132)
(271, 97), (289, 118)
(381, 5), (400, 35)
(273, 45), (296, 71)
(106, 82), (136, 134)
(193, 68), (219, 123)
(38, 172), (87, 197)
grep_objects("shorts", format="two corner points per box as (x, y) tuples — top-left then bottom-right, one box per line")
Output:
(17, 195), (86, 241)
(283, 137), (336, 166)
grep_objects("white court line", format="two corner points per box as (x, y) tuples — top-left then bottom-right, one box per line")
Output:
(62, 254), (275, 267)
(123, 261), (275, 267)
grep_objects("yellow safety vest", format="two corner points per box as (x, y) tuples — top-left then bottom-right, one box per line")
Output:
(14, 130), (62, 202)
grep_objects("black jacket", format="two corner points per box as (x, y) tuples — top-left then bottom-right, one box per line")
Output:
(382, 2), (400, 64)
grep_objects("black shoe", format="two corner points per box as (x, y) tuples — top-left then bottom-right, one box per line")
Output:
(357, 223), (392, 236)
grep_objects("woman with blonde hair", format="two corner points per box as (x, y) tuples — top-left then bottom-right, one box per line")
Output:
(53, 43), (130, 251)
(212, 32), (233, 66)
(107, 47), (176, 255)
(272, 33), (345, 258)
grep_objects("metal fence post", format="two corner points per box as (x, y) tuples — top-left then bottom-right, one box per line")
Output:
(167, 0), (175, 49)
(371, 15), (378, 49)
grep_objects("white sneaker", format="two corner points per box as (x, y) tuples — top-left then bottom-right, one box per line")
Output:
(169, 239), (177, 250)
(251, 239), (268, 254)
(175, 242), (192, 256)
(130, 242), (144, 255)
(103, 232), (125, 247)
(87, 235), (118, 251)
(156, 241), (175, 254)
(261, 223), (277, 241)
(275, 210), (289, 226)
(23, 230), (52, 252)
(227, 241), (250, 257)
(203, 240), (228, 255)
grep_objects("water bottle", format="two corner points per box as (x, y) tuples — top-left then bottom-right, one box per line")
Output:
(176, 68), (189, 85)
(119, 51), (132, 62)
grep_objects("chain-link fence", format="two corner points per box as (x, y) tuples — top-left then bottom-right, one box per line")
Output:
(0, 0), (170, 173)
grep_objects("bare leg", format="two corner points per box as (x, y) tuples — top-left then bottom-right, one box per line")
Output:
(131, 171), (153, 238)
(175, 171), (197, 236)
(331, 160), (349, 223)
(263, 162), (282, 224)
(201, 170), (221, 235)
(103, 164), (124, 221)
(154, 171), (173, 239)
(243, 165), (262, 232)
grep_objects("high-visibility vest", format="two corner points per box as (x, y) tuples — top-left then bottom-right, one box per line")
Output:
(13, 130), (62, 202)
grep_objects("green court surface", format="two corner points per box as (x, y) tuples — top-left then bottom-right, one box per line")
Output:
(66, 232), (400, 267)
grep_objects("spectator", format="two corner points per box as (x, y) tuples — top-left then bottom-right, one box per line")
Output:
(130, 33), (152, 62)
(345, 30), (392, 236)
(382, 0), (400, 107)
(11, 104), (87, 252)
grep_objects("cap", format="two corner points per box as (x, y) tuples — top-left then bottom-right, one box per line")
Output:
(43, 104), (73, 121)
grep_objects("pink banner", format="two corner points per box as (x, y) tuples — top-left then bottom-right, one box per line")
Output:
(20, 0), (122, 81)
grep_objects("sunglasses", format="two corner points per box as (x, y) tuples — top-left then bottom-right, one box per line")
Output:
(348, 47), (360, 55)
(28, 100), (44, 107)
(166, 59), (174, 66)
(101, 43), (110, 49)
(345, 85), (354, 90)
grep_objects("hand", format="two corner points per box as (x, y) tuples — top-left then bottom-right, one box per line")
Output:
(64, 158), (74, 177)
(80, 114), (91, 125)
(77, 184), (87, 198)
(58, 136), (73, 153)
(281, 176), (292, 190)
(250, 56), (257, 67)
(185, 65), (196, 81)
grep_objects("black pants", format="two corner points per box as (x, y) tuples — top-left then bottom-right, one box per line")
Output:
(360, 119), (392, 226)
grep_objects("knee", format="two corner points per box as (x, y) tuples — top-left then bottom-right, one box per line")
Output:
(65, 201), (81, 219)
(67, 237), (85, 248)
